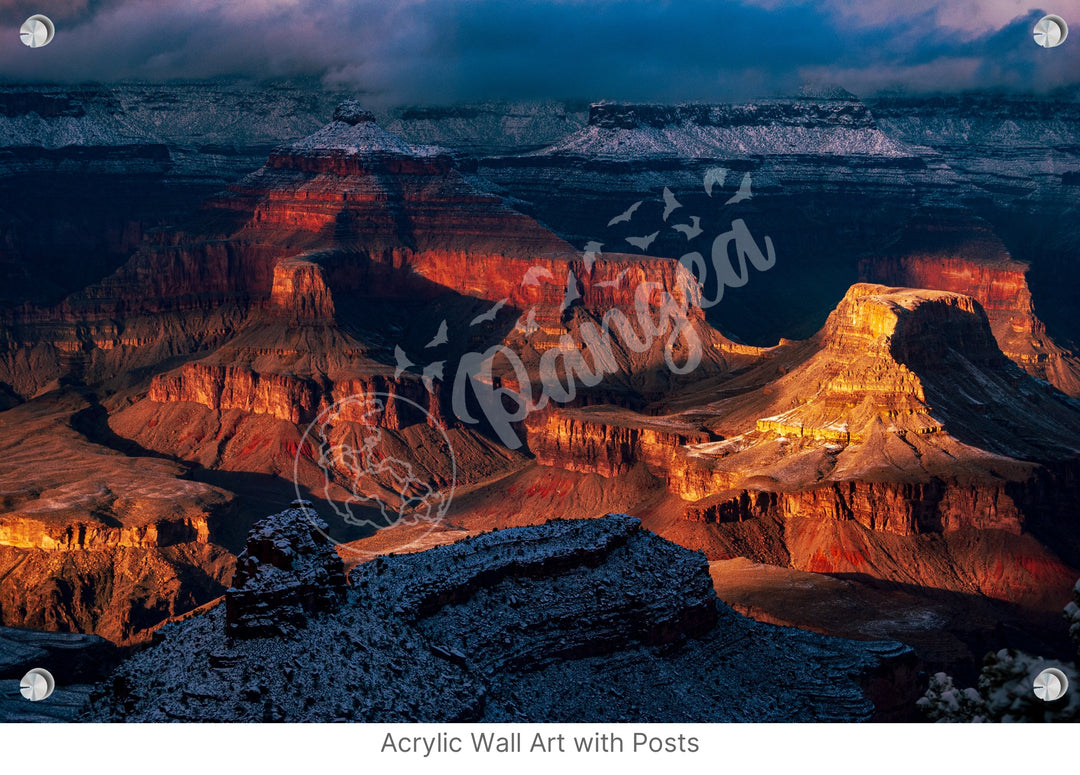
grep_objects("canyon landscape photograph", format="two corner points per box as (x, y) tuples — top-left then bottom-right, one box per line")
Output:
(1, 0), (1079, 738)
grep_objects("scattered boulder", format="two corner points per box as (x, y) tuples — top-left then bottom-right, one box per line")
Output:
(333, 100), (376, 125)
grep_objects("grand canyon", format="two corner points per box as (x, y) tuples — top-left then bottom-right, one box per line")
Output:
(1, 82), (1079, 722)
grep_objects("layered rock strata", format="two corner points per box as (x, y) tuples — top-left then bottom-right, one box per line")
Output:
(106, 105), (727, 505)
(525, 407), (713, 477)
(0, 626), (120, 722)
(859, 216), (1080, 395)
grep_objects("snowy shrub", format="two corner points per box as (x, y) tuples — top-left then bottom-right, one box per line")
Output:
(919, 577), (1080, 722)
(917, 672), (987, 722)
(1066, 578), (1080, 653)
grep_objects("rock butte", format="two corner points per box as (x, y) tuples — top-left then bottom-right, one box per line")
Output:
(526, 283), (1080, 611)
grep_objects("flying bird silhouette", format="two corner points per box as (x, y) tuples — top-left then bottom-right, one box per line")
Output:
(662, 187), (682, 221)
(561, 270), (581, 312)
(394, 345), (414, 379)
(704, 167), (728, 197)
(672, 216), (703, 240)
(521, 265), (555, 287)
(595, 268), (631, 288)
(422, 361), (444, 392)
(469, 298), (508, 326)
(582, 240), (604, 271)
(626, 231), (660, 251)
(425, 319), (448, 348)
(516, 308), (540, 334)
(516, 307), (540, 335)
(725, 173), (753, 205)
(607, 200), (643, 227)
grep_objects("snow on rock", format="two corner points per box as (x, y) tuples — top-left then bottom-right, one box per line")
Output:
(288, 100), (444, 158)
(1067, 578), (1080, 652)
(379, 100), (590, 156)
(85, 511), (918, 722)
(869, 94), (1080, 202)
(0, 627), (120, 722)
(224, 507), (346, 638)
(333, 100), (376, 125)
(530, 100), (914, 160)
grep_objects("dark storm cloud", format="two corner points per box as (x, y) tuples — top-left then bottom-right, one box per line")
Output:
(801, 9), (1080, 94)
(0, 0), (1078, 100)
(418, 0), (847, 101)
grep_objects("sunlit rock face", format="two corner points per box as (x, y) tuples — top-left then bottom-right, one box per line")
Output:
(479, 97), (1080, 390)
(269, 258), (336, 321)
(526, 283), (1080, 611)
(0, 103), (728, 650)
(868, 95), (1080, 384)
(108, 106), (730, 485)
(525, 408), (713, 478)
(0, 394), (235, 645)
(1, 91), (1079, 685)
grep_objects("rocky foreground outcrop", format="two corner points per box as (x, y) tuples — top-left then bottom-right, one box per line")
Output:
(85, 510), (918, 722)
(225, 508), (346, 638)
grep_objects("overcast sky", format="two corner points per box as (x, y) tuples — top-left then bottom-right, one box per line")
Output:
(1, 0), (1078, 102)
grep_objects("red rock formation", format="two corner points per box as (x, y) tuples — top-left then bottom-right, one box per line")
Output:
(5, 102), (1078, 665)
(682, 478), (1027, 535)
(525, 407), (713, 477)
(104, 108), (731, 515)
(1, 105), (733, 419)
(0, 515), (211, 550)
(526, 283), (1080, 611)
(270, 257), (335, 320)
(149, 363), (318, 424)
(860, 217), (1080, 396)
